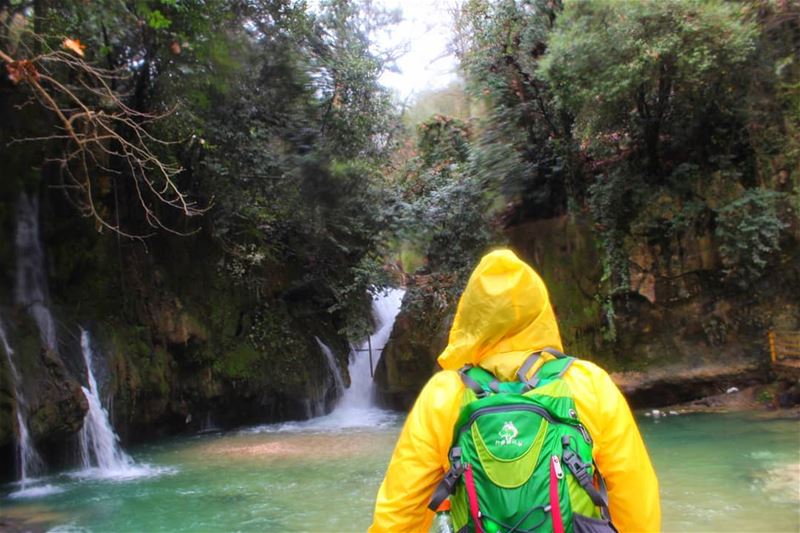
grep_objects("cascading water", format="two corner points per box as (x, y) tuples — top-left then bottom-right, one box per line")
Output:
(337, 288), (405, 412)
(78, 329), (135, 475)
(249, 288), (405, 433)
(14, 193), (57, 353)
(0, 315), (43, 487)
(314, 336), (346, 416)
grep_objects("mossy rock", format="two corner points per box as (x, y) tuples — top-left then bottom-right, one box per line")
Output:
(508, 215), (609, 362)
(0, 358), (15, 449)
(215, 343), (261, 381)
(26, 352), (88, 445)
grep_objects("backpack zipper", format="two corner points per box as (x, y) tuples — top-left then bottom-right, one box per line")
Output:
(457, 404), (570, 435)
(549, 455), (566, 533)
(552, 455), (564, 479)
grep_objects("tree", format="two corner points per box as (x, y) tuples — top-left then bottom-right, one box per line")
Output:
(539, 0), (758, 179)
(454, 0), (573, 219)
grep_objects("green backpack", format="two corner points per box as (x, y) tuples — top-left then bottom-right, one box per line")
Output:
(428, 348), (617, 533)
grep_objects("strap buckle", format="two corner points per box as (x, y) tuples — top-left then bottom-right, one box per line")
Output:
(562, 449), (608, 509)
(428, 447), (464, 511)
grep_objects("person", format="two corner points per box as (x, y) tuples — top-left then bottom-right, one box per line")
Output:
(369, 249), (660, 532)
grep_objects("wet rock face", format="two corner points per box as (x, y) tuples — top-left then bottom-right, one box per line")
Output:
(0, 217), (359, 479)
(76, 238), (358, 442)
(378, 214), (799, 409)
(511, 215), (800, 372)
(100, 296), (345, 443)
(0, 362), (14, 450)
(628, 229), (719, 305)
(152, 301), (208, 346)
(374, 283), (453, 410)
(508, 216), (606, 360)
(0, 312), (88, 475)
(28, 349), (88, 444)
(612, 363), (767, 408)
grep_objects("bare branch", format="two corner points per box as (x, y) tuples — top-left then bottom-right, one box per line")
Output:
(1, 27), (208, 238)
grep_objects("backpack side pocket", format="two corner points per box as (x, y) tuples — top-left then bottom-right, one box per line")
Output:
(572, 513), (618, 533)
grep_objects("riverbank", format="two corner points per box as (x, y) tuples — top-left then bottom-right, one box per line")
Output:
(658, 382), (800, 415)
(610, 362), (794, 409)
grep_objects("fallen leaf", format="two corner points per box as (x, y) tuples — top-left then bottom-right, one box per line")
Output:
(5, 60), (39, 84)
(62, 38), (86, 57)
(5, 63), (22, 84)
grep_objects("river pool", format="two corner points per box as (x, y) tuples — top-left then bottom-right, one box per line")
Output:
(1, 409), (798, 532)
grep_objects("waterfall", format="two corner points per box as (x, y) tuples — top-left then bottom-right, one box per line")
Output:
(14, 193), (57, 353)
(336, 288), (405, 411)
(0, 315), (43, 486)
(78, 329), (134, 474)
(314, 336), (345, 415)
(243, 288), (405, 433)
(198, 412), (220, 434)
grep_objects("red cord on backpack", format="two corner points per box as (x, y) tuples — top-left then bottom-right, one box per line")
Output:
(549, 456), (565, 533)
(464, 463), (484, 533)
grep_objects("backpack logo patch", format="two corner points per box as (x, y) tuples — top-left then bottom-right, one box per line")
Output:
(497, 421), (522, 446)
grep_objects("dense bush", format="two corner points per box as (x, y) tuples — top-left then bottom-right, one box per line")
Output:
(715, 189), (790, 288)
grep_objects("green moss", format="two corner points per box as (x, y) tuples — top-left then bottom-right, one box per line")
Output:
(214, 343), (260, 380)
(101, 322), (152, 412)
(511, 217), (609, 362)
(205, 284), (243, 341)
(148, 347), (173, 397)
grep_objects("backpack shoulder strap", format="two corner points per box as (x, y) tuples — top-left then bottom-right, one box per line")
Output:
(459, 365), (502, 398)
(533, 356), (575, 383)
(459, 366), (489, 398)
(518, 348), (576, 390)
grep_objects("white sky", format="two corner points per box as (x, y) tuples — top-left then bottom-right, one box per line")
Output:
(375, 1), (459, 100)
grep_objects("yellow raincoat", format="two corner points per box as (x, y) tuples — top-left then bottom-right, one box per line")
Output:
(370, 249), (660, 532)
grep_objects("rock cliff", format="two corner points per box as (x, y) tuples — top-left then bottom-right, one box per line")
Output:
(376, 214), (800, 408)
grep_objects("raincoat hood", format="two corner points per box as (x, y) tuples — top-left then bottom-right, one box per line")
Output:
(437, 249), (563, 380)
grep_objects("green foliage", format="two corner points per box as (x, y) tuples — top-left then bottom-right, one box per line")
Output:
(137, 5), (172, 30)
(3, 0), (799, 383)
(416, 115), (471, 168)
(0, 0), (401, 385)
(587, 166), (642, 329)
(456, 0), (571, 218)
(757, 388), (774, 403)
(450, 0), (798, 348)
(715, 188), (790, 288)
(390, 114), (497, 279)
(312, 0), (401, 160)
(189, 0), (399, 340)
(540, 0), (757, 173)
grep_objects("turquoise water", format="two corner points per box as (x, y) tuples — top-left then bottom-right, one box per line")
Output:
(1, 411), (798, 532)
(641, 412), (800, 532)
